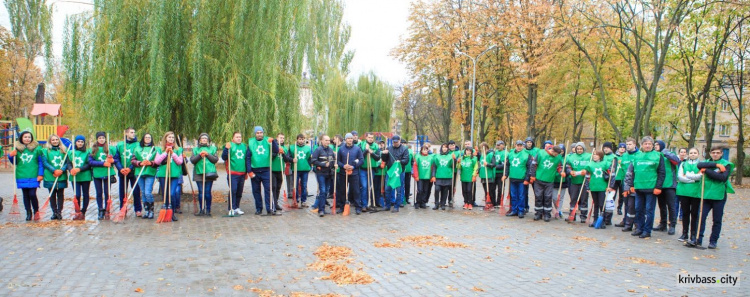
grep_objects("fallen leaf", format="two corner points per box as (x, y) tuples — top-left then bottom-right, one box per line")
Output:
(134, 288), (144, 293)
(233, 285), (244, 290)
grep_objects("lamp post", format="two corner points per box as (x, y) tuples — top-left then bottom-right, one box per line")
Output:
(456, 44), (496, 145)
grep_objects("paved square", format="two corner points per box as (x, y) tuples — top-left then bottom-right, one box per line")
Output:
(0, 170), (747, 296)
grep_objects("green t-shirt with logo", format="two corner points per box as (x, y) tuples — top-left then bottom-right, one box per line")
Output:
(289, 143), (312, 172)
(507, 150), (530, 180)
(567, 153), (591, 185)
(585, 160), (611, 192)
(70, 148), (93, 182)
(133, 146), (157, 177)
(534, 149), (562, 183)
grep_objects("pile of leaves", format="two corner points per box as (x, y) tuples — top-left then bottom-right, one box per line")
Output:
(307, 244), (374, 285)
(373, 239), (403, 248)
(397, 235), (468, 248)
(0, 220), (93, 229)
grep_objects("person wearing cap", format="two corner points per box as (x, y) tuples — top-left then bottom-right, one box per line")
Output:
(311, 134), (336, 217)
(190, 133), (219, 216)
(503, 140), (532, 218)
(289, 133), (312, 209)
(524, 137), (539, 212)
(114, 127), (142, 216)
(373, 140), (387, 207)
(222, 132), (252, 215)
(602, 141), (620, 224)
(381, 135), (410, 212)
(8, 129), (44, 221)
(615, 138), (639, 230)
(565, 142), (591, 223)
(247, 126), (281, 216)
(335, 133), (364, 214)
(88, 132), (117, 220)
(351, 131), (359, 145)
(70, 135), (93, 219)
(40, 134), (72, 220)
(654, 140), (680, 235)
(493, 140), (507, 209)
(529, 144), (564, 221)
(131, 133), (157, 219)
(624, 136), (666, 239)
(552, 144), (570, 218)
(358, 132), (381, 211)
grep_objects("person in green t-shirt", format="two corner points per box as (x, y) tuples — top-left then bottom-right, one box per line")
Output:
(492, 140), (507, 208)
(457, 147), (478, 209)
(689, 146), (734, 249)
(615, 138), (640, 230)
(69, 135), (93, 218)
(623, 136), (666, 238)
(114, 127), (142, 217)
(222, 132), (252, 215)
(155, 131), (185, 222)
(413, 145), (433, 209)
(131, 133), (157, 219)
(565, 142), (592, 223)
(447, 140), (459, 207)
(247, 126), (281, 215)
(653, 140), (680, 235)
(676, 147), (702, 243)
(503, 140), (532, 218)
(8, 130), (44, 221)
(529, 145), (563, 221)
(582, 150), (617, 228)
(431, 143), (455, 210)
(88, 131), (116, 220)
(190, 133), (219, 216)
(41, 134), (72, 220)
(288, 133), (311, 209)
(358, 132), (382, 210)
(477, 143), (496, 208)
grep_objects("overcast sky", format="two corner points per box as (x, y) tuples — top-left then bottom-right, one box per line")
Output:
(0, 0), (412, 86)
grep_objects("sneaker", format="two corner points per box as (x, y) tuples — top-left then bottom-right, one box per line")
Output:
(468, 204), (473, 210)
(235, 208), (245, 215)
(708, 242), (717, 249)
(463, 204), (468, 209)
(677, 234), (688, 242)
(319, 212), (325, 217)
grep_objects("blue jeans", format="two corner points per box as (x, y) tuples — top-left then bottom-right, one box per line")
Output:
(251, 170), (272, 212)
(384, 172), (405, 209)
(137, 176), (155, 203)
(635, 190), (657, 234)
(93, 177), (111, 209)
(74, 181), (91, 213)
(158, 177), (181, 208)
(698, 198), (726, 245)
(510, 181), (525, 213)
(314, 174), (332, 213)
(359, 168), (370, 208)
(196, 180), (213, 211)
(523, 184), (530, 210)
(227, 174), (245, 210)
(295, 171), (309, 203)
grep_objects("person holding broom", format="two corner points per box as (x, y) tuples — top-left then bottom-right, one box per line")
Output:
(154, 131), (184, 222)
(623, 136), (666, 239)
(676, 147), (703, 243)
(503, 140), (532, 218)
(335, 133), (363, 214)
(492, 141), (507, 209)
(70, 135), (93, 218)
(8, 129), (44, 221)
(190, 133), (219, 216)
(529, 145), (563, 222)
(271, 133), (289, 212)
(565, 142), (591, 223)
(288, 133), (311, 209)
(358, 132), (381, 211)
(457, 147), (479, 210)
(114, 128), (142, 216)
(247, 126), (280, 216)
(381, 135), (410, 213)
(688, 146), (734, 249)
(88, 132), (116, 220)
(311, 134), (335, 217)
(222, 132), (251, 215)
(131, 133), (157, 219)
(40, 134), (72, 220)
(430, 143), (454, 210)
(413, 145), (433, 209)
(582, 150), (615, 228)
(552, 144), (570, 218)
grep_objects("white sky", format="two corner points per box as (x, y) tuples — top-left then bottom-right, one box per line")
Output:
(0, 0), (412, 85)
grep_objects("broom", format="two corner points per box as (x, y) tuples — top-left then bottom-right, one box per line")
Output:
(483, 148), (492, 210)
(176, 135), (197, 215)
(268, 137), (276, 215)
(114, 146), (154, 223)
(595, 158), (619, 229)
(499, 143), (509, 215)
(8, 129), (21, 220)
(157, 150), (174, 223)
(367, 158), (379, 213)
(568, 148), (594, 223)
(292, 153), (299, 209)
(223, 155), (237, 217)
(554, 141), (570, 219)
(279, 156), (288, 211)
(332, 161), (337, 215)
(36, 141), (74, 221)
(200, 155), (206, 215)
(380, 161), (385, 207)
(106, 133), (113, 220)
(343, 153), (351, 216)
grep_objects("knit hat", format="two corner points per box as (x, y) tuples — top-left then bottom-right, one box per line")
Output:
(448, 140), (456, 145)
(95, 131), (106, 140)
(618, 143), (626, 149)
(199, 132), (210, 143)
(515, 140), (524, 145)
(253, 126), (264, 134)
(525, 137), (534, 143)
(351, 130), (358, 136)
(574, 142), (586, 151)
(345, 133), (353, 139)
(496, 140), (505, 145)
(655, 140), (666, 151)
(75, 135), (85, 143)
(602, 142), (614, 150)
(544, 140), (553, 146)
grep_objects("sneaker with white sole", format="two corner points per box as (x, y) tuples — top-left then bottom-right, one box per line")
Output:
(235, 208), (245, 215)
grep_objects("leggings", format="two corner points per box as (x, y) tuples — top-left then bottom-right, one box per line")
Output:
(22, 188), (39, 213)
(48, 187), (65, 214)
(462, 182), (474, 205)
(93, 177), (111, 210)
(75, 181), (91, 213)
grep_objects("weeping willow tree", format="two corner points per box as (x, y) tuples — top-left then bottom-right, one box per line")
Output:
(326, 72), (394, 135)
(62, 0), (364, 140)
(4, 0), (53, 74)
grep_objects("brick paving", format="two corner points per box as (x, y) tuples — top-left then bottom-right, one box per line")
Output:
(0, 169), (747, 296)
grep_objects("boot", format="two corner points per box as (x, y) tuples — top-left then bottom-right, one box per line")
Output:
(653, 223), (667, 232)
(543, 212), (551, 222)
(142, 203), (150, 219)
(98, 209), (105, 220)
(26, 212), (32, 221)
(172, 213), (178, 221)
(205, 209), (212, 217)
(533, 212), (542, 221)
(667, 225), (675, 235)
(678, 233), (688, 242)
(148, 203), (155, 219)
(55, 211), (63, 220)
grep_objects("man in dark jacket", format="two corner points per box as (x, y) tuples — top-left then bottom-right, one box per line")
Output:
(381, 135), (410, 212)
(311, 134), (336, 217)
(336, 133), (364, 214)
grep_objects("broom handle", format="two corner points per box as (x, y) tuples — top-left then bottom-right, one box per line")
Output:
(294, 151), (298, 204)
(696, 174), (705, 242)
(163, 150), (169, 207)
(107, 133), (111, 208)
(46, 141), (74, 200)
(571, 148), (594, 218)
(167, 152), (171, 208)
(226, 148), (233, 212)
(12, 129), (17, 198)
(127, 147), (155, 202)
(557, 141), (570, 205)
(202, 156), (206, 211)
(269, 140), (273, 211)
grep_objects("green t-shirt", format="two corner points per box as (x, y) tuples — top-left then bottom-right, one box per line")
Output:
(534, 149), (562, 183)
(632, 150), (661, 190)
(432, 154), (454, 179)
(227, 142), (248, 173)
(248, 137), (272, 169)
(91, 146), (116, 179)
(70, 148), (93, 182)
(404, 150), (414, 173)
(676, 160), (701, 198)
(585, 160), (611, 192)
(156, 147), (184, 178)
(703, 158), (735, 199)
(289, 143), (312, 172)
(507, 150), (530, 180)
(272, 144), (288, 172)
(359, 141), (380, 169)
(617, 152), (636, 181)
(660, 153), (677, 189)
(133, 146), (157, 177)
(192, 145), (217, 175)
(458, 156), (478, 182)
(493, 149), (507, 174)
(415, 154), (433, 180)
(478, 151), (495, 180)
(14, 146), (41, 180)
(115, 140), (140, 169)
(42, 147), (68, 183)
(567, 153), (591, 185)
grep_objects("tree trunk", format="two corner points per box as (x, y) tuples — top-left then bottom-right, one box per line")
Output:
(526, 83), (538, 138)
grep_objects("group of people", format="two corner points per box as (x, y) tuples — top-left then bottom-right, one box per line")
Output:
(5, 127), (734, 249)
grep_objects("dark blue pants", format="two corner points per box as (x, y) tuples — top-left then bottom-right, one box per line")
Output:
(118, 173), (141, 212)
(295, 171), (309, 203)
(93, 177), (111, 209)
(314, 174), (332, 214)
(698, 198), (726, 245)
(510, 181), (525, 213)
(251, 170), (272, 212)
(635, 190), (657, 234)
(74, 181), (91, 213)
(196, 180), (213, 212)
(227, 174), (245, 210)
(359, 168), (370, 208)
(21, 188), (39, 213)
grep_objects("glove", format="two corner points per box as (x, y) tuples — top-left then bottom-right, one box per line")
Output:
(380, 162), (385, 169)
(247, 172), (255, 179)
(53, 170), (63, 177)
(166, 147), (173, 154)
(523, 180), (529, 185)
(501, 176), (507, 181)
(103, 161), (111, 168)
(37, 176), (43, 182)
(653, 188), (662, 195)
(457, 158), (462, 163)
(472, 176), (477, 182)
(106, 156), (114, 163)
(700, 168), (706, 173)
(716, 164), (726, 172)
(200, 151), (208, 157)
(430, 177), (436, 183)
(71, 168), (80, 176)
(630, 187), (635, 193)
(279, 147), (285, 154)
(560, 172), (566, 178)
(9, 150), (17, 157)
(141, 160), (152, 166)
(268, 137), (274, 143)
(121, 168), (131, 175)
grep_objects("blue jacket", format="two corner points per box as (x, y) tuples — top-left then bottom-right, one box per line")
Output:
(337, 143), (363, 176)
(9, 154), (44, 189)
